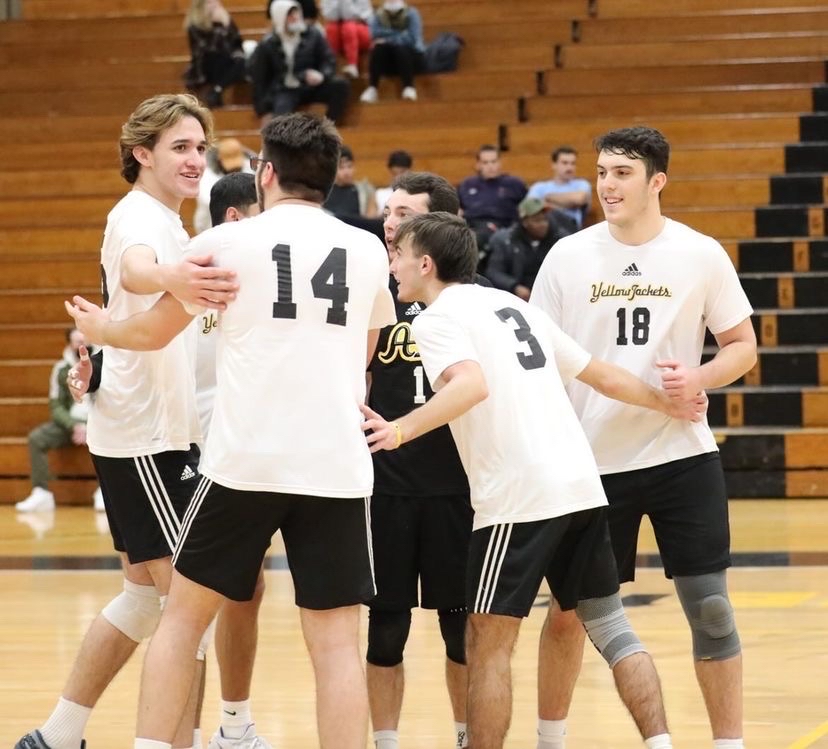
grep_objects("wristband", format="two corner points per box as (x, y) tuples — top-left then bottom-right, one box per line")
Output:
(391, 421), (403, 449)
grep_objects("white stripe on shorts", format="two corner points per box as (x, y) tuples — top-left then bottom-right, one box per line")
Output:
(134, 455), (181, 554)
(173, 476), (212, 565)
(363, 497), (377, 597)
(473, 523), (513, 613)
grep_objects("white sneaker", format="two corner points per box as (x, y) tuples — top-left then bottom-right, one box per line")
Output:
(359, 86), (378, 104)
(93, 486), (105, 512)
(15, 487), (55, 512)
(401, 86), (418, 101)
(207, 724), (273, 749)
(342, 63), (359, 79)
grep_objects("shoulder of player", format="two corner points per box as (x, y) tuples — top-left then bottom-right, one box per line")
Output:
(663, 217), (728, 257)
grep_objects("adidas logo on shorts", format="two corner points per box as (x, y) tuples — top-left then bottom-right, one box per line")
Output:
(180, 464), (196, 481)
(622, 262), (642, 276)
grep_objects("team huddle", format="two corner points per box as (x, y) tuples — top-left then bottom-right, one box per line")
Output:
(15, 93), (756, 749)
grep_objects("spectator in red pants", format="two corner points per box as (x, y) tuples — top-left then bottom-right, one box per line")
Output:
(322, 0), (373, 79)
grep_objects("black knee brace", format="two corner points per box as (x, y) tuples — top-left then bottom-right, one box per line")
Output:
(366, 609), (412, 667)
(438, 607), (467, 665)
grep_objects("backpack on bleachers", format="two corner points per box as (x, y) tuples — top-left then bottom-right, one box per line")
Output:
(424, 32), (464, 74)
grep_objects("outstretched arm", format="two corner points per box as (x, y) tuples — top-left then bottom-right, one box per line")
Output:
(65, 293), (195, 352)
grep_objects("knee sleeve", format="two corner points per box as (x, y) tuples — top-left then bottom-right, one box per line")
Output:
(438, 607), (467, 665)
(674, 571), (740, 661)
(197, 616), (217, 661)
(576, 593), (646, 669)
(102, 580), (161, 643)
(366, 609), (412, 667)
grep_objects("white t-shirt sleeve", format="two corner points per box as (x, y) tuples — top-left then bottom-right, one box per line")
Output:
(115, 208), (171, 262)
(704, 240), (754, 334)
(413, 310), (479, 387)
(529, 249), (563, 325)
(544, 317), (592, 383)
(368, 251), (396, 330)
(175, 227), (225, 316)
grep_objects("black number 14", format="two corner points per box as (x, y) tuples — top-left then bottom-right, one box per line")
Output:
(272, 244), (349, 326)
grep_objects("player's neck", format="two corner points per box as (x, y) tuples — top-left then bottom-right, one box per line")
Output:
(132, 180), (183, 214)
(263, 194), (320, 210)
(424, 280), (458, 305)
(608, 212), (666, 246)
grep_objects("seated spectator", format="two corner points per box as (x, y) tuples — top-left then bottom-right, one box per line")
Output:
(324, 145), (384, 240)
(250, 0), (350, 123)
(359, 0), (425, 103)
(15, 329), (103, 513)
(193, 137), (256, 234)
(267, 0), (319, 23)
(322, 0), (373, 79)
(527, 145), (592, 228)
(458, 144), (527, 267)
(183, 0), (248, 108)
(374, 148), (412, 212)
(486, 197), (576, 300)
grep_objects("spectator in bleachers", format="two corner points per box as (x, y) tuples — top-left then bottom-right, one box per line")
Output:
(267, 0), (319, 23)
(457, 144), (527, 269)
(359, 0), (425, 104)
(527, 145), (592, 228)
(485, 196), (576, 301)
(15, 328), (103, 513)
(374, 148), (412, 213)
(250, 0), (350, 123)
(193, 137), (256, 233)
(183, 0), (249, 108)
(324, 145), (379, 218)
(322, 0), (374, 79)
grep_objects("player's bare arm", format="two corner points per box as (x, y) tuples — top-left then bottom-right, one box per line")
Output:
(65, 293), (194, 351)
(120, 244), (239, 310)
(657, 317), (757, 402)
(360, 360), (488, 451)
(577, 358), (706, 422)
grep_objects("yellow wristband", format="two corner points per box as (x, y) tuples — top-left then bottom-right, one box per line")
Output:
(391, 421), (403, 449)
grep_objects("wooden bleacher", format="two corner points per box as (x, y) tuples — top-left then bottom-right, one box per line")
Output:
(0, 0), (826, 503)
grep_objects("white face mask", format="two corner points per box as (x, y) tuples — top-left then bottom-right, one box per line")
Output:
(286, 20), (305, 33)
(384, 0), (404, 10)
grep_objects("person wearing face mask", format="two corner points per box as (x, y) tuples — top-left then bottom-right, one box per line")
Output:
(359, 0), (425, 104)
(250, 0), (350, 123)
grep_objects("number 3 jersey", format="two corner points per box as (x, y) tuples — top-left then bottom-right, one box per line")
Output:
(367, 277), (469, 497)
(531, 218), (753, 474)
(413, 284), (605, 530)
(186, 203), (396, 498)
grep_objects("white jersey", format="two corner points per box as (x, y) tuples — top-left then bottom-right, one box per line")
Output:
(530, 218), (753, 473)
(88, 190), (201, 458)
(194, 309), (219, 439)
(412, 284), (605, 530)
(187, 203), (396, 497)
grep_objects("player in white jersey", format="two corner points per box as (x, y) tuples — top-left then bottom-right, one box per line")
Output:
(15, 93), (238, 749)
(68, 113), (396, 749)
(359, 213), (707, 749)
(530, 126), (756, 749)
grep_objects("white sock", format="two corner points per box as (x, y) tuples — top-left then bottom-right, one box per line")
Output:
(192, 728), (202, 749)
(645, 734), (673, 749)
(220, 699), (253, 739)
(40, 697), (93, 749)
(374, 729), (399, 749)
(713, 741), (744, 748)
(454, 721), (468, 747)
(537, 719), (566, 748)
(134, 740), (171, 749)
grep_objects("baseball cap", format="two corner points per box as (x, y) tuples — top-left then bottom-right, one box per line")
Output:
(518, 197), (544, 218)
(217, 138), (245, 172)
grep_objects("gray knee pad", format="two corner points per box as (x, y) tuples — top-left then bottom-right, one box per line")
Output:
(438, 607), (467, 665)
(576, 593), (646, 669)
(674, 571), (741, 661)
(102, 580), (161, 642)
(366, 609), (412, 667)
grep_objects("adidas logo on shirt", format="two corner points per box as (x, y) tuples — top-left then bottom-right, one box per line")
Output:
(405, 302), (424, 316)
(180, 464), (196, 481)
(622, 263), (642, 276)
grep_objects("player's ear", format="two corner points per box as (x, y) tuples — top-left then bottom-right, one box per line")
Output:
(224, 206), (241, 222)
(132, 145), (152, 168)
(651, 171), (667, 196)
(421, 253), (435, 276)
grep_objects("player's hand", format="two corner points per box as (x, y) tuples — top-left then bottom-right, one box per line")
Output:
(657, 360), (704, 402)
(65, 296), (110, 347)
(65, 343), (92, 404)
(664, 390), (708, 423)
(359, 403), (402, 452)
(167, 255), (239, 311)
(71, 422), (88, 446)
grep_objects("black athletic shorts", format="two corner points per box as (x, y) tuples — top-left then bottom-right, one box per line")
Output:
(467, 507), (620, 617)
(173, 479), (376, 608)
(92, 446), (201, 564)
(369, 492), (473, 611)
(602, 451), (731, 582)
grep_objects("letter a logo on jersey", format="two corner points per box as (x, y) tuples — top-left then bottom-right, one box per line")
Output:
(377, 322), (421, 364)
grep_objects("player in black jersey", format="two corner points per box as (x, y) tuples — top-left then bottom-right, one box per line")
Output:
(367, 173), (472, 749)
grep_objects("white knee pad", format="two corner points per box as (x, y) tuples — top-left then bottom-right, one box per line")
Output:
(102, 580), (161, 643)
(197, 616), (217, 661)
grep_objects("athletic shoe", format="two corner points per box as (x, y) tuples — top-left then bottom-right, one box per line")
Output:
(14, 730), (86, 749)
(359, 86), (379, 104)
(342, 63), (359, 78)
(92, 486), (105, 512)
(15, 487), (56, 512)
(207, 723), (273, 749)
(401, 86), (418, 101)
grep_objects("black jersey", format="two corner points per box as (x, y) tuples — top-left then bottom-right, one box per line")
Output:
(368, 277), (469, 496)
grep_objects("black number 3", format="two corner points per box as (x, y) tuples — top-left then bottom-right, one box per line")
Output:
(495, 307), (547, 371)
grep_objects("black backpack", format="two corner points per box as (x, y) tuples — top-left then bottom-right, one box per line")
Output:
(424, 32), (464, 74)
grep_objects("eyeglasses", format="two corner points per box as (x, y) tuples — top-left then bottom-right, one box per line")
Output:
(250, 156), (270, 170)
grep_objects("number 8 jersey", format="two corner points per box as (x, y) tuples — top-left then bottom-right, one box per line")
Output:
(186, 203), (396, 498)
(531, 218), (753, 474)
